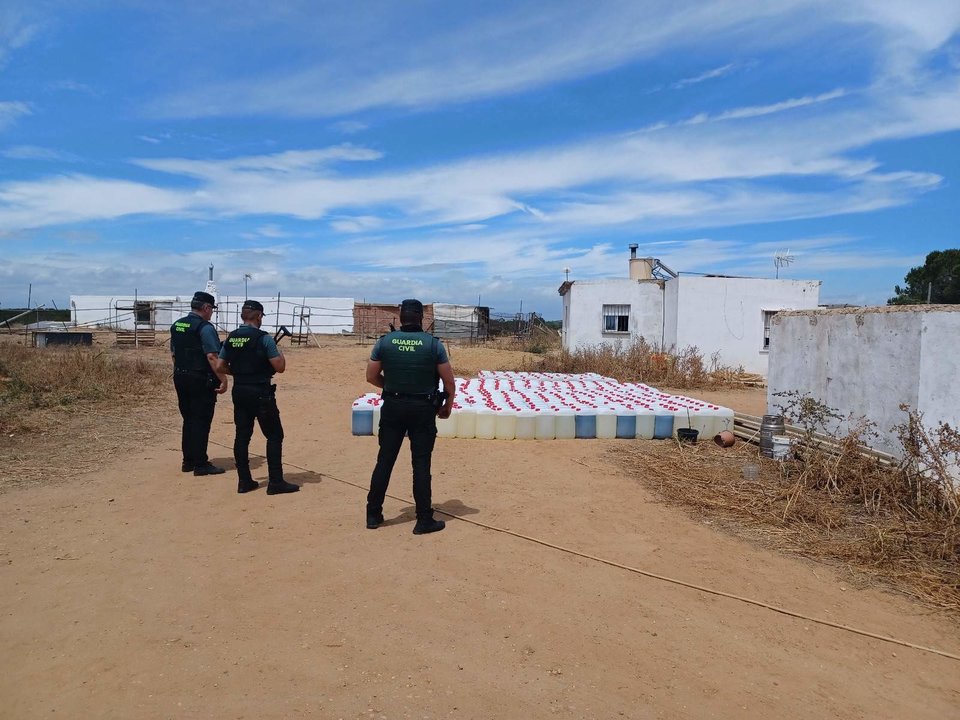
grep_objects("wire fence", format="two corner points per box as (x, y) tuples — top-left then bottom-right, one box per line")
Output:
(62, 294), (494, 344)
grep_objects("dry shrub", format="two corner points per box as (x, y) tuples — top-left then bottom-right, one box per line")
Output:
(620, 396), (960, 611)
(0, 344), (168, 433)
(528, 337), (733, 389)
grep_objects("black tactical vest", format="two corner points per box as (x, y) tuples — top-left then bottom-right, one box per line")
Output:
(378, 330), (438, 394)
(171, 313), (216, 374)
(222, 325), (274, 385)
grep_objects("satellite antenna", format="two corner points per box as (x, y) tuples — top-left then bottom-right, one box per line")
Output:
(774, 249), (795, 279)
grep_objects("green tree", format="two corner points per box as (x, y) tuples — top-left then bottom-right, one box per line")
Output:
(888, 249), (960, 305)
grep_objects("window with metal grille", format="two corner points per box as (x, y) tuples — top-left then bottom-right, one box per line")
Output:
(602, 304), (630, 333)
(762, 310), (778, 349)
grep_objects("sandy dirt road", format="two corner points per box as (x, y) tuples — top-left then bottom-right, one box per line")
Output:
(2, 342), (959, 719)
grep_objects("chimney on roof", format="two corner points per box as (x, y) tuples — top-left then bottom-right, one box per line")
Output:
(628, 245), (653, 280)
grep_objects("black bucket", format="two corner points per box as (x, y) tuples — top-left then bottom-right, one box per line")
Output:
(677, 428), (699, 444)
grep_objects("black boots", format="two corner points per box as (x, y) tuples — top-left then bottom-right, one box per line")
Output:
(236, 465), (297, 495)
(194, 463), (226, 476)
(412, 517), (445, 535)
(366, 509), (445, 533)
(266, 478), (300, 495)
(237, 467), (259, 494)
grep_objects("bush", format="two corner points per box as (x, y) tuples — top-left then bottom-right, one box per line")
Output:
(527, 337), (734, 389)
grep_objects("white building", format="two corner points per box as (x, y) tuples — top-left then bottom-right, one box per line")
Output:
(560, 246), (821, 375)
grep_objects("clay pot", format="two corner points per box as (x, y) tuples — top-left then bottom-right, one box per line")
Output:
(714, 430), (736, 448)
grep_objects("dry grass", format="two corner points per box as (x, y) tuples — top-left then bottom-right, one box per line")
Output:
(0, 344), (169, 434)
(527, 337), (734, 389)
(617, 410), (960, 612)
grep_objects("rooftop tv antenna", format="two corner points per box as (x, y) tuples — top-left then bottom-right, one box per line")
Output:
(563, 267), (571, 282)
(774, 249), (795, 279)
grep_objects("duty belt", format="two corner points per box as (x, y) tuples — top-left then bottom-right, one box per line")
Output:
(174, 368), (211, 376)
(382, 390), (434, 400)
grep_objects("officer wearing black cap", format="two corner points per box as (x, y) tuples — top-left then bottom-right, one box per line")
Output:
(365, 298), (455, 534)
(217, 300), (299, 495)
(170, 291), (228, 476)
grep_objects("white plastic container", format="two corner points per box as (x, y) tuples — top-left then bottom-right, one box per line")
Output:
(635, 407), (656, 439)
(475, 408), (497, 439)
(555, 409), (576, 439)
(684, 406), (713, 440)
(596, 408), (617, 439)
(437, 413), (457, 438)
(494, 408), (517, 440)
(533, 410), (555, 440)
(455, 406), (476, 439)
(351, 398), (374, 436)
(515, 409), (536, 440)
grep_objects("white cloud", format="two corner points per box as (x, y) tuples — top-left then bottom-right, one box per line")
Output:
(47, 79), (97, 95)
(330, 120), (368, 135)
(143, 1), (960, 120)
(0, 5), (39, 69)
(0, 101), (31, 131)
(0, 175), (190, 229)
(329, 215), (384, 233)
(671, 63), (739, 89)
(136, 145), (383, 178)
(684, 89), (848, 125)
(1, 145), (74, 161)
(143, 2), (818, 119)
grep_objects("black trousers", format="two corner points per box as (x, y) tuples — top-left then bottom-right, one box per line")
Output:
(174, 371), (218, 467)
(367, 397), (437, 519)
(233, 383), (284, 483)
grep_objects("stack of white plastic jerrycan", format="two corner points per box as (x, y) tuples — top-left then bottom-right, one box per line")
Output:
(350, 372), (734, 440)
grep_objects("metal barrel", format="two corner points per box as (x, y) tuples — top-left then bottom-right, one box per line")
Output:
(760, 414), (785, 458)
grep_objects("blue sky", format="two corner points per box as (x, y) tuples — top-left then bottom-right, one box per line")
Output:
(0, 1), (958, 317)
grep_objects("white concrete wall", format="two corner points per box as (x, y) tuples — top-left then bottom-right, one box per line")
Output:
(674, 277), (820, 375)
(767, 306), (960, 457)
(561, 279), (663, 351)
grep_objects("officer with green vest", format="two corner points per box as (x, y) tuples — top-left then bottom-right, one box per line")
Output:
(365, 299), (455, 534)
(170, 291), (228, 476)
(217, 300), (299, 496)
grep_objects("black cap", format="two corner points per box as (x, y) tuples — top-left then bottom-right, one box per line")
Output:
(192, 291), (217, 308)
(241, 299), (265, 313)
(399, 298), (424, 315)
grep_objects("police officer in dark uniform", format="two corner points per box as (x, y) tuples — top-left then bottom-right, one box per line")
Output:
(218, 300), (299, 496)
(365, 299), (455, 534)
(170, 291), (228, 476)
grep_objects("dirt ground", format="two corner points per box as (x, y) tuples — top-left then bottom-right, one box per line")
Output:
(2, 339), (959, 719)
